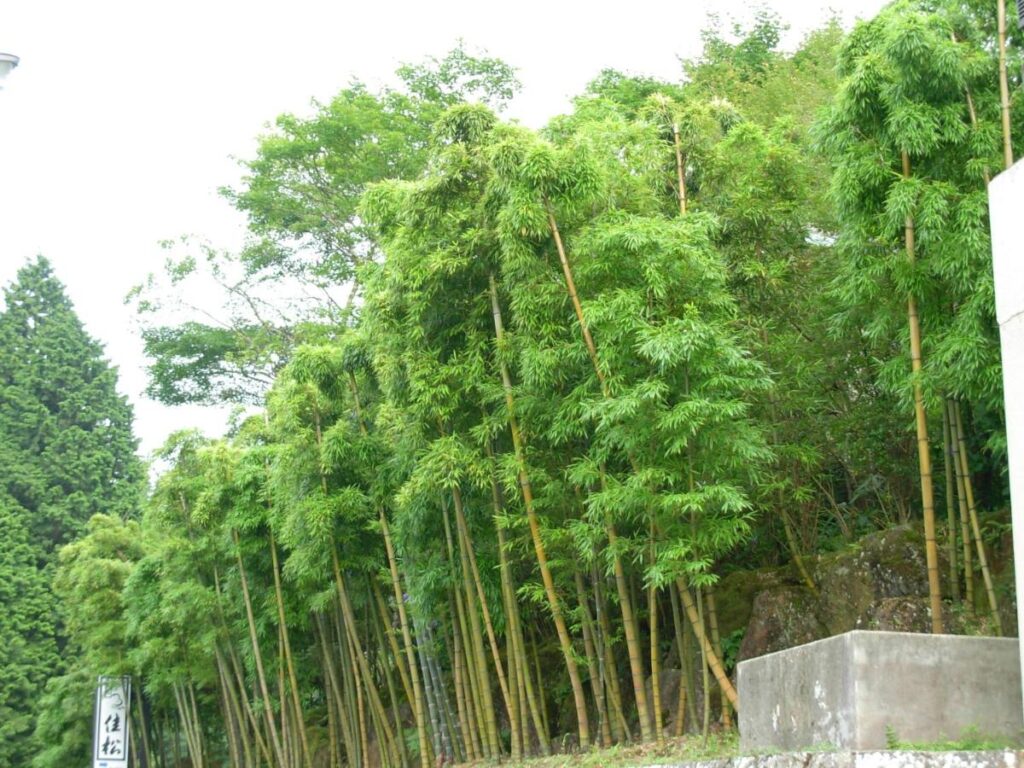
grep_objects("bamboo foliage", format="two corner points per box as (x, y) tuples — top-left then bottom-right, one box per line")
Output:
(42, 9), (1022, 767)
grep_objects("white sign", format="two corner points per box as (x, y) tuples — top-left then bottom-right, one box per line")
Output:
(93, 676), (131, 768)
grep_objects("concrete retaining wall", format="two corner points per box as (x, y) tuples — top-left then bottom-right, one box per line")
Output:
(737, 631), (1022, 752)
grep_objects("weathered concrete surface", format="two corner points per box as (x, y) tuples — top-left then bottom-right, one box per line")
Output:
(648, 751), (1024, 768)
(990, 158), (1024, 707)
(738, 631), (1022, 752)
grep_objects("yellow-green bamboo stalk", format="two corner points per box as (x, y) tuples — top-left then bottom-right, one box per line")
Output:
(594, 571), (631, 742)
(953, 402), (1003, 634)
(452, 485), (515, 725)
(947, 400), (975, 609)
(676, 575), (738, 709)
(233, 528), (287, 768)
(575, 571), (613, 747)
(941, 405), (961, 602)
(673, 122), (688, 215)
(669, 584), (691, 737)
(902, 151), (944, 634)
(997, 0), (1015, 170)
(608, 522), (654, 742)
(487, 272), (591, 746)
(450, 487), (502, 757)
(269, 532), (311, 768)
(706, 588), (731, 729)
(347, 373), (434, 768)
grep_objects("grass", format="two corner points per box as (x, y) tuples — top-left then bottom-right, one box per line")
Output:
(461, 724), (1024, 768)
(885, 725), (1024, 752)
(466, 732), (739, 768)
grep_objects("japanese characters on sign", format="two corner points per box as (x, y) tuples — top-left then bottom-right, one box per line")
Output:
(93, 676), (131, 768)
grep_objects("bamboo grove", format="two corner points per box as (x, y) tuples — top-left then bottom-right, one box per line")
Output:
(31, 1), (1023, 766)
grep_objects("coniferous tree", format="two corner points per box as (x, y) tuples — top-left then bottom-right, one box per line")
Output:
(0, 495), (61, 768)
(0, 257), (143, 555)
(0, 257), (143, 766)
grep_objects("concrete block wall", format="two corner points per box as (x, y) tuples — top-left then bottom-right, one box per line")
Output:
(737, 631), (1022, 752)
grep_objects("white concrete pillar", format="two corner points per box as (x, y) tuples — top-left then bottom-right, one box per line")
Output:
(990, 159), (1024, 683)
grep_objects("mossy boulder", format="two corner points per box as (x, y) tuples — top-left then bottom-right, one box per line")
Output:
(737, 586), (829, 662)
(813, 525), (939, 634)
(718, 525), (959, 662)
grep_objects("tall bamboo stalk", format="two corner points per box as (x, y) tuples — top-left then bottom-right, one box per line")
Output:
(317, 614), (356, 765)
(269, 532), (311, 768)
(607, 522), (654, 741)
(232, 529), (287, 768)
(487, 272), (591, 746)
(348, 372), (434, 768)
(333, 551), (401, 766)
(372, 590), (409, 768)
(575, 571), (612, 747)
(673, 122), (688, 215)
(706, 588), (731, 729)
(372, 582), (414, 705)
(941, 405), (961, 601)
(450, 597), (478, 762)
(414, 619), (446, 762)
(649, 579), (665, 743)
(670, 583), (694, 737)
(444, 500), (491, 759)
(952, 402), (1003, 634)
(594, 570), (631, 742)
(494, 493), (549, 756)
(947, 400), (976, 609)
(675, 575), (738, 708)
(133, 684), (156, 768)
(695, 588), (711, 743)
(997, 0), (1015, 170)
(488, 456), (527, 757)
(901, 151), (945, 634)
(544, 201), (607, 395)
(452, 484), (515, 726)
(448, 490), (500, 757)
(544, 203), (660, 742)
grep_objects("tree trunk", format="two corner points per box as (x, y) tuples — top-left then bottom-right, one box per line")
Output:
(444, 498), (494, 758)
(501, 522), (549, 755)
(372, 581), (414, 705)
(488, 461), (526, 757)
(372, 585), (409, 768)
(545, 201), (607, 395)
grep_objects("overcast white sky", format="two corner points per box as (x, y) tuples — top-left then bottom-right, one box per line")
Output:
(0, 0), (887, 458)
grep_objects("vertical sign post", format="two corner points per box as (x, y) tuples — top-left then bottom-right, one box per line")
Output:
(93, 676), (131, 768)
